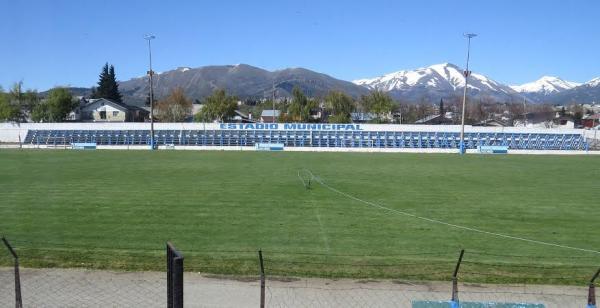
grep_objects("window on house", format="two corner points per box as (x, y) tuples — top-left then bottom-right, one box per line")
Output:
(99, 111), (106, 119)
(113, 111), (119, 117)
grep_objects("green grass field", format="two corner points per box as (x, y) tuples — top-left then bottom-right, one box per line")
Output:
(1, 149), (599, 284)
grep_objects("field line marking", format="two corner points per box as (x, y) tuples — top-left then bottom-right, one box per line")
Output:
(297, 170), (309, 189)
(304, 169), (600, 256)
(299, 170), (330, 252)
(314, 207), (331, 253)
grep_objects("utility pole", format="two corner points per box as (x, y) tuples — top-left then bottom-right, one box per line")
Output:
(459, 33), (477, 155)
(272, 82), (276, 123)
(523, 97), (527, 127)
(144, 34), (156, 150)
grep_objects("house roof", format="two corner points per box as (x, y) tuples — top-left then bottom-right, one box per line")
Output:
(415, 114), (442, 124)
(128, 105), (150, 113)
(82, 98), (141, 112)
(261, 110), (280, 117)
(235, 110), (249, 119)
(474, 119), (509, 127)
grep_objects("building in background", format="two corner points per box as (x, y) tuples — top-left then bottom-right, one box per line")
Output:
(260, 110), (280, 123)
(582, 114), (600, 128)
(473, 119), (510, 127)
(69, 98), (149, 122)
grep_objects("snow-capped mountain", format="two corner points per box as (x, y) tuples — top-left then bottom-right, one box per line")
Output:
(510, 76), (580, 102)
(586, 77), (600, 87)
(354, 63), (522, 103)
(547, 77), (600, 104)
(511, 76), (580, 94)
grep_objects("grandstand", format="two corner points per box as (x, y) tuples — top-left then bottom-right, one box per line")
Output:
(21, 124), (589, 151)
(0, 123), (591, 151)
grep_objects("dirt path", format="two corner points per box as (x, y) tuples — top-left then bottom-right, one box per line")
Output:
(0, 268), (589, 307)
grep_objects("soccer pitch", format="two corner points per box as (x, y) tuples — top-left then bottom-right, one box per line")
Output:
(1, 150), (599, 284)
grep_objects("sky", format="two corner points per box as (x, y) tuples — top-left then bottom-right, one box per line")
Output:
(1, 0), (599, 91)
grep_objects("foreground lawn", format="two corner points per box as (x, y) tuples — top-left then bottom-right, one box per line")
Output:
(1, 149), (599, 284)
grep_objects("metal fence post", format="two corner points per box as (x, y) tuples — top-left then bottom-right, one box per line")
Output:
(451, 249), (465, 308)
(167, 243), (173, 308)
(173, 256), (184, 308)
(588, 268), (600, 308)
(166, 242), (184, 308)
(259, 250), (265, 308)
(2, 237), (23, 308)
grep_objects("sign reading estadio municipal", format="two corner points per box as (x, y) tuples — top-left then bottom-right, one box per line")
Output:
(219, 123), (364, 131)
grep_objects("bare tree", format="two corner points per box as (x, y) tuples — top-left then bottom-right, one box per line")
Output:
(156, 87), (192, 122)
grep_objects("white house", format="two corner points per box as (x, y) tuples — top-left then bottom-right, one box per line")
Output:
(68, 98), (148, 122)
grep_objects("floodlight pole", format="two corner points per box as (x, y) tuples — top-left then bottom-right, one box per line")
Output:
(272, 82), (276, 123)
(459, 33), (477, 155)
(145, 34), (156, 150)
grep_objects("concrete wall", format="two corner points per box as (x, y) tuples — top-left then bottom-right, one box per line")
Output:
(0, 122), (592, 143)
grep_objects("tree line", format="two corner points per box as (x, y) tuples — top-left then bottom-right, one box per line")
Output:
(0, 62), (124, 123)
(190, 86), (395, 124)
(150, 85), (396, 124)
(0, 82), (76, 123)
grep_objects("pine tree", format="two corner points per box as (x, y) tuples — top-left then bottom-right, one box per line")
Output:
(91, 63), (122, 103)
(107, 65), (123, 103)
(91, 63), (109, 99)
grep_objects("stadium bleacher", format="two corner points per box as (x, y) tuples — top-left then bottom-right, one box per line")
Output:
(23, 128), (588, 150)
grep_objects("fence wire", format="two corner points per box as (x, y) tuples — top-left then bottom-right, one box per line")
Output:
(0, 267), (165, 308)
(263, 280), (587, 308)
(1, 241), (598, 307)
(1, 268), (590, 308)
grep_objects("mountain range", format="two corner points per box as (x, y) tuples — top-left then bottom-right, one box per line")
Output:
(53, 63), (600, 106)
(354, 63), (599, 104)
(545, 77), (600, 104)
(117, 64), (368, 106)
(353, 63), (519, 103)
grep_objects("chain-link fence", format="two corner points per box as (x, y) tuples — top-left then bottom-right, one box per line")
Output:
(1, 267), (590, 307)
(261, 251), (594, 307)
(0, 237), (172, 308)
(2, 238), (599, 307)
(179, 249), (597, 307)
(0, 267), (165, 307)
(263, 279), (587, 307)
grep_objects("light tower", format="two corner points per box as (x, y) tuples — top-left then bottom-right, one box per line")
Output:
(459, 33), (477, 155)
(272, 82), (276, 123)
(144, 34), (156, 150)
